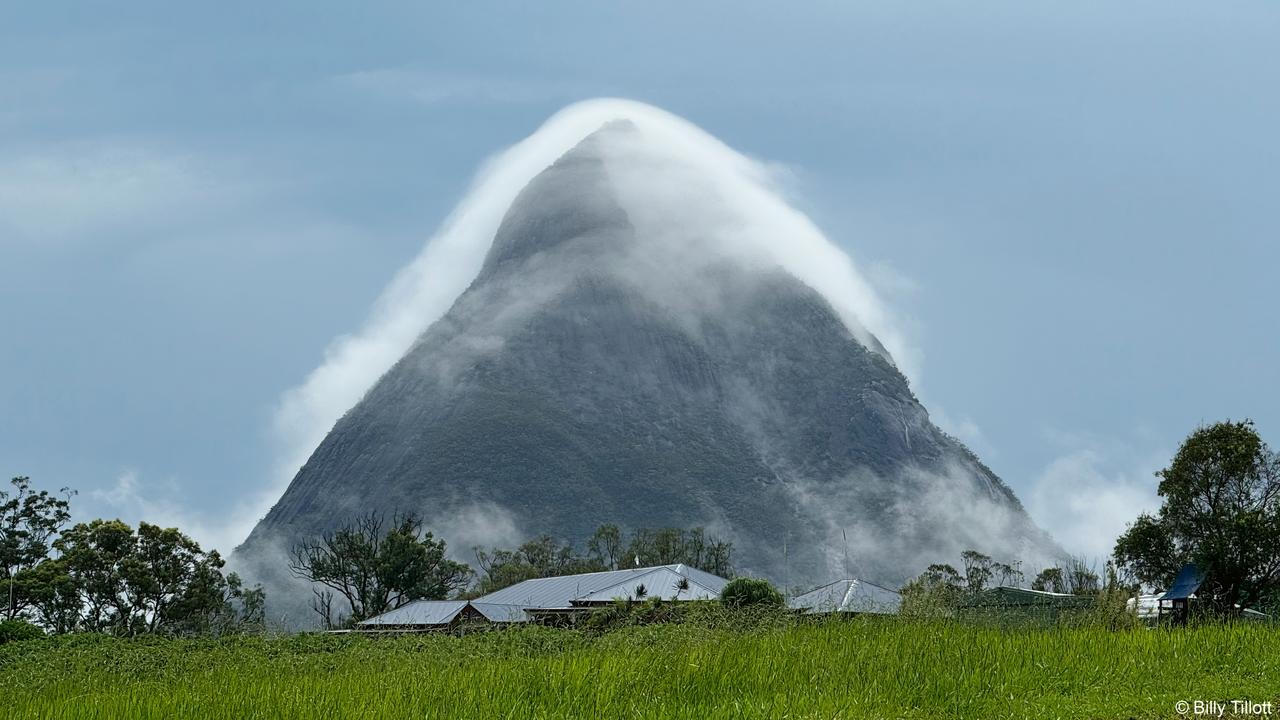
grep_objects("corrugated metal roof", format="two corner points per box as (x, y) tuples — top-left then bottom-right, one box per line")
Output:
(574, 566), (723, 603)
(1163, 564), (1205, 601)
(470, 603), (530, 623)
(789, 579), (902, 615)
(474, 564), (728, 608)
(357, 600), (467, 627)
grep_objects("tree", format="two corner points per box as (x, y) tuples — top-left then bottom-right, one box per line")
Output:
(290, 512), (471, 628)
(1, 477), (73, 621)
(474, 535), (603, 595)
(961, 550), (995, 594)
(54, 519), (262, 635)
(1031, 568), (1066, 594)
(900, 563), (965, 614)
(1113, 420), (1280, 612)
(473, 524), (736, 597)
(55, 519), (136, 633)
(587, 524), (623, 570)
(719, 577), (783, 609)
(25, 558), (80, 634)
(625, 526), (733, 577)
(900, 550), (1025, 615)
(1032, 559), (1100, 596)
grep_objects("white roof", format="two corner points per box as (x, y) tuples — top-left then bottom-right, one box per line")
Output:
(789, 579), (902, 615)
(573, 566), (722, 603)
(475, 564), (728, 609)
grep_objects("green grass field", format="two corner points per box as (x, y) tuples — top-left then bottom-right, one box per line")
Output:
(3, 618), (1277, 719)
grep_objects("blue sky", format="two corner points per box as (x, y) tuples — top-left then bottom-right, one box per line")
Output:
(2, 2), (1277, 561)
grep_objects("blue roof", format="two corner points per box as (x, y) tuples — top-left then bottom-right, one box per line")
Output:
(1163, 564), (1205, 601)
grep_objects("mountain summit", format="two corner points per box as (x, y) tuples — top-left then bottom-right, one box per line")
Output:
(238, 121), (1058, 596)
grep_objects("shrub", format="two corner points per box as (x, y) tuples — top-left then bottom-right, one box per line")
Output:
(719, 578), (784, 609)
(0, 619), (44, 644)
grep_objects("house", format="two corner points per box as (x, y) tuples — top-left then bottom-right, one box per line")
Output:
(356, 563), (728, 631)
(788, 578), (902, 615)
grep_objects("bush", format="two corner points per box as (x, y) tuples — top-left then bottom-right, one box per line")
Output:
(719, 578), (784, 609)
(0, 619), (44, 644)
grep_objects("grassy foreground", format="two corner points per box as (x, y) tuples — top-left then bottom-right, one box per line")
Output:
(2, 618), (1277, 719)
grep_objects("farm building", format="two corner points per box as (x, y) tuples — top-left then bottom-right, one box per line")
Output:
(789, 579), (902, 615)
(356, 563), (728, 631)
(958, 586), (1095, 624)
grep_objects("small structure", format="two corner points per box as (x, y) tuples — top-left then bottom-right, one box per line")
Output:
(356, 563), (728, 631)
(789, 579), (901, 616)
(1157, 564), (1205, 625)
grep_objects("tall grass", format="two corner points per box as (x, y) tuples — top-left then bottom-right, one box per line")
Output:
(3, 618), (1277, 719)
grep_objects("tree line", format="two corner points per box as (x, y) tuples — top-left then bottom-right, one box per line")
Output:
(8, 418), (1274, 636)
(903, 419), (1280, 619)
(1, 477), (264, 638)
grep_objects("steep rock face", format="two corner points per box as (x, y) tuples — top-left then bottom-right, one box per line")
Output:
(238, 124), (1058, 595)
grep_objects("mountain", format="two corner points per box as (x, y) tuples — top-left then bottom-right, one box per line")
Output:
(236, 121), (1059, 602)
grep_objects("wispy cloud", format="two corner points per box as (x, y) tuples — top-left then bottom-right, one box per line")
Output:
(1025, 432), (1167, 563)
(0, 142), (268, 246)
(87, 471), (250, 557)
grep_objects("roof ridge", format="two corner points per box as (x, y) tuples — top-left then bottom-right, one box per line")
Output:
(583, 566), (670, 597)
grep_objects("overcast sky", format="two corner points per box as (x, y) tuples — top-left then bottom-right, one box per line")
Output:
(3, 1), (1277, 563)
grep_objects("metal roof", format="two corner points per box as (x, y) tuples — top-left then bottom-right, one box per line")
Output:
(470, 602), (530, 623)
(357, 600), (467, 627)
(573, 566), (723, 603)
(789, 579), (902, 615)
(1163, 564), (1206, 601)
(474, 564), (728, 609)
(959, 586), (1095, 608)
(357, 565), (731, 627)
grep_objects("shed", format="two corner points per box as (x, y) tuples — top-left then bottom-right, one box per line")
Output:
(1158, 564), (1205, 625)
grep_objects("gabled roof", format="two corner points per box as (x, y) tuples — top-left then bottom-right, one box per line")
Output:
(789, 579), (902, 615)
(573, 566), (722, 604)
(474, 564), (728, 609)
(1163, 564), (1206, 601)
(357, 600), (468, 627)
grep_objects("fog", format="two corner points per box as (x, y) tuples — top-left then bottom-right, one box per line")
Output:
(235, 100), (1053, 622)
(261, 99), (911, 530)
